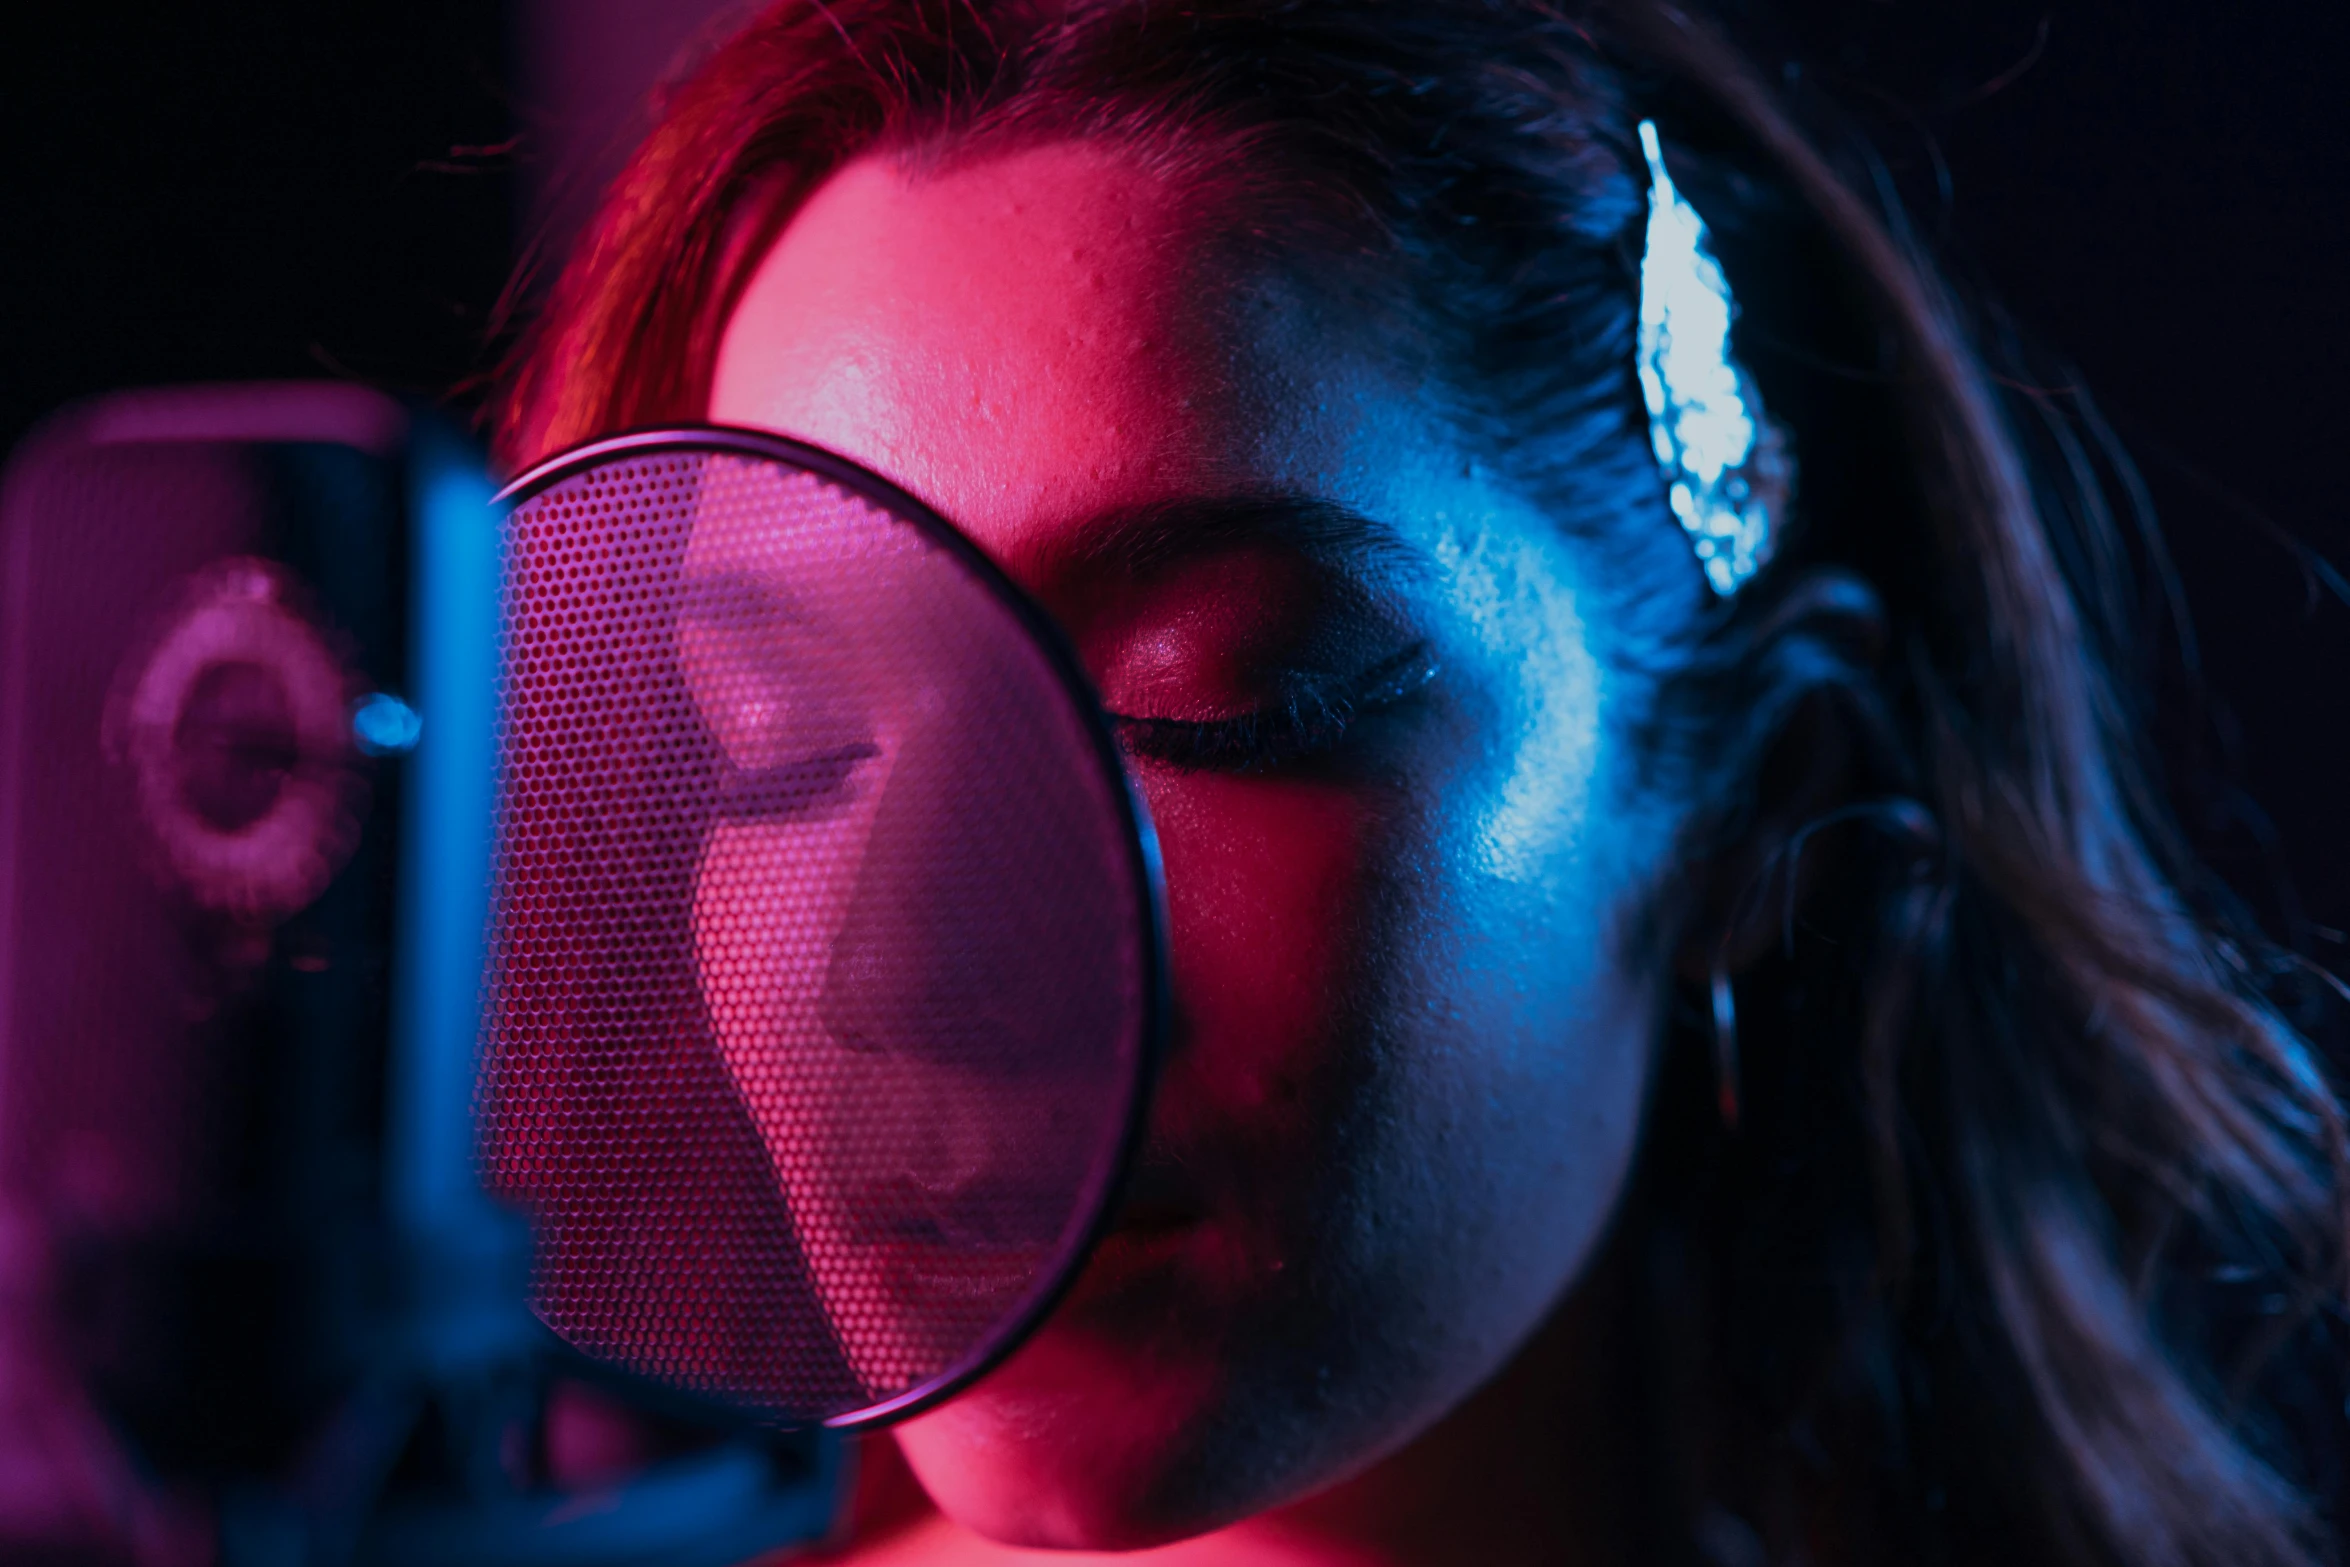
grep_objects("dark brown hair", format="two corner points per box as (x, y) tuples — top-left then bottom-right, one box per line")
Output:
(496, 3), (2350, 1561)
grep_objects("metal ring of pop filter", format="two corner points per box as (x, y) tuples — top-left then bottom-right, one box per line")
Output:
(481, 427), (1167, 1430)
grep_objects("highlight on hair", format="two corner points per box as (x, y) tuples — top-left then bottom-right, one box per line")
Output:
(495, 3), (2349, 1562)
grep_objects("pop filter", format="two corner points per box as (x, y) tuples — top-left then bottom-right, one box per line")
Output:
(481, 429), (1167, 1429)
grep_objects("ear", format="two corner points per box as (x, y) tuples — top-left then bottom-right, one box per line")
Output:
(1672, 569), (1888, 984)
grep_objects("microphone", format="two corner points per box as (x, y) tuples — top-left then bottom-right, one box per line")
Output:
(0, 385), (845, 1567)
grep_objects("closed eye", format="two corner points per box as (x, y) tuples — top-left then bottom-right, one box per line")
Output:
(1108, 642), (1437, 775)
(710, 742), (882, 820)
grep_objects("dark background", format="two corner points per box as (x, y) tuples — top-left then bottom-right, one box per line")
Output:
(6, 1), (2344, 963)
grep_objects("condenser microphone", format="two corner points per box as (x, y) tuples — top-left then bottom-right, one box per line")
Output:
(0, 387), (842, 1566)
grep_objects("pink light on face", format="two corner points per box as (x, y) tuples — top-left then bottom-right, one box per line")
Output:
(710, 138), (1670, 1551)
(711, 145), (1247, 565)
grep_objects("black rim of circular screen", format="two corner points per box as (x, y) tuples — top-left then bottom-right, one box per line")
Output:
(493, 424), (1172, 1429)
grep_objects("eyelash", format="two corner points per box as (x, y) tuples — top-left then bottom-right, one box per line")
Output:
(1108, 642), (1437, 775)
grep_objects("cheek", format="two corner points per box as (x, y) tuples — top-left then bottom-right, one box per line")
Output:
(1140, 769), (1381, 1118)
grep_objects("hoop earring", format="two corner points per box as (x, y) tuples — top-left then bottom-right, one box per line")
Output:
(1709, 959), (1741, 1133)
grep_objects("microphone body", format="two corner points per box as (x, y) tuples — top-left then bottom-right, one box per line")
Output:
(0, 385), (845, 1567)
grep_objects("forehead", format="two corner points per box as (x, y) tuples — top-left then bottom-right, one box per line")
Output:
(707, 138), (1632, 890)
(708, 140), (1409, 574)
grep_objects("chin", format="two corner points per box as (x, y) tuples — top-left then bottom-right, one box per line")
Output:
(893, 1323), (1246, 1550)
(889, 1241), (1456, 1552)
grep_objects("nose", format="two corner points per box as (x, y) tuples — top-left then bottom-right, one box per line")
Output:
(817, 685), (1113, 1070)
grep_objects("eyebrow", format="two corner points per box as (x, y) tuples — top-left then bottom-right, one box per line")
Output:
(1062, 492), (1430, 581)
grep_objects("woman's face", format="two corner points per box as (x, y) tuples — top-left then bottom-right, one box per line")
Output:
(705, 139), (1681, 1548)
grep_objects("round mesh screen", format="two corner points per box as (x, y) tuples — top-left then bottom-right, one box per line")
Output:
(479, 430), (1160, 1426)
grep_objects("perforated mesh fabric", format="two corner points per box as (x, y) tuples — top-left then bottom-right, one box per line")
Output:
(479, 437), (1155, 1425)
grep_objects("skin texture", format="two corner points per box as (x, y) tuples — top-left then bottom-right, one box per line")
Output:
(703, 140), (1682, 1558)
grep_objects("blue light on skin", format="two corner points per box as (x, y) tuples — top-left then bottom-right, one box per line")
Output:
(352, 691), (423, 756)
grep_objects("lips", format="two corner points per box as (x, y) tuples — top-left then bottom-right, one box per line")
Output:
(823, 1170), (1065, 1323)
(872, 1234), (1052, 1312)
(815, 1118), (1232, 1332)
(849, 1167), (1084, 1253)
(1027, 1139), (1206, 1305)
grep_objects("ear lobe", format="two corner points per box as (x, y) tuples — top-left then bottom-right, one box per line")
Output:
(1671, 569), (1889, 984)
(1676, 689), (1858, 982)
